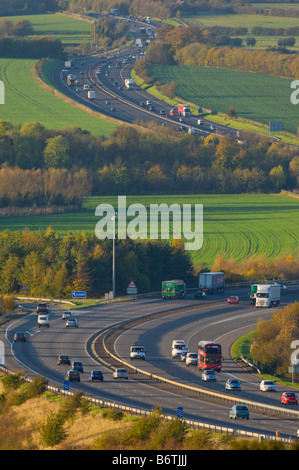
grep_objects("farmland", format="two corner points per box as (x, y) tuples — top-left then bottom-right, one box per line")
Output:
(1, 13), (92, 45)
(182, 12), (299, 51)
(0, 58), (117, 136)
(147, 65), (297, 135)
(1, 194), (298, 269)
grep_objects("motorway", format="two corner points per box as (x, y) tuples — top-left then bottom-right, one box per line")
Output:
(51, 20), (239, 139)
(2, 287), (299, 440)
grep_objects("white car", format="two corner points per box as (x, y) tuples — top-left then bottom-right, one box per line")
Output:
(201, 370), (217, 382)
(66, 318), (78, 328)
(185, 352), (198, 366)
(113, 368), (128, 379)
(260, 380), (276, 392)
(37, 314), (50, 328)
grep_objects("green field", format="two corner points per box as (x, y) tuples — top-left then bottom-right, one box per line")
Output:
(1, 194), (298, 268)
(182, 13), (299, 51)
(147, 65), (298, 135)
(0, 58), (116, 136)
(2, 13), (92, 44)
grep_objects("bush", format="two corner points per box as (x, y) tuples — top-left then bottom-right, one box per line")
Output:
(39, 412), (68, 447)
(101, 408), (124, 421)
(1, 372), (24, 392)
(59, 391), (90, 422)
(26, 375), (48, 398)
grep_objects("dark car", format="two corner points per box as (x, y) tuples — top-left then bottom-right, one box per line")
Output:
(229, 405), (249, 420)
(65, 370), (80, 382)
(72, 361), (84, 373)
(194, 289), (207, 299)
(89, 370), (104, 382)
(36, 302), (48, 314)
(14, 332), (26, 342)
(57, 354), (71, 366)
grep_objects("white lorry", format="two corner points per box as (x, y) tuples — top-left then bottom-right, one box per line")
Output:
(125, 78), (134, 90)
(172, 340), (188, 359)
(88, 90), (95, 99)
(255, 284), (280, 308)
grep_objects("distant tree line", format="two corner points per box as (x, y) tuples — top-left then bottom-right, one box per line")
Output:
(0, 229), (194, 298)
(0, 0), (59, 16)
(1, 120), (299, 207)
(203, 25), (299, 37)
(0, 18), (34, 37)
(143, 24), (299, 78)
(0, 37), (64, 59)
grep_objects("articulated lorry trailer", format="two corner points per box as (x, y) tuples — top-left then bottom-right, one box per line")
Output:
(198, 272), (225, 294)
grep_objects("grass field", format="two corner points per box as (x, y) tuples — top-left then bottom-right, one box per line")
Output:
(1, 194), (298, 269)
(2, 13), (92, 44)
(182, 13), (299, 51)
(0, 58), (117, 136)
(147, 65), (298, 135)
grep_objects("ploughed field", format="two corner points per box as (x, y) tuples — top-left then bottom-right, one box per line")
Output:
(1, 194), (298, 268)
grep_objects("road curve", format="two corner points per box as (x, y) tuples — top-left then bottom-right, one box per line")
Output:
(2, 288), (299, 439)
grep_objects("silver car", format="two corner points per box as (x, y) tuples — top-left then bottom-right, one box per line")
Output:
(201, 369), (217, 382)
(113, 368), (128, 379)
(225, 379), (241, 391)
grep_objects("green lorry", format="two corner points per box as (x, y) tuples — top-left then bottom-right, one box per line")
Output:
(162, 280), (186, 299)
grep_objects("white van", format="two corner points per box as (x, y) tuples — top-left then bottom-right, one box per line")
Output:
(130, 345), (146, 360)
(37, 314), (50, 328)
(171, 340), (188, 359)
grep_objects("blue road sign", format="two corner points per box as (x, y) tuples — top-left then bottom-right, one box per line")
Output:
(177, 407), (183, 418)
(63, 380), (69, 391)
(72, 291), (86, 299)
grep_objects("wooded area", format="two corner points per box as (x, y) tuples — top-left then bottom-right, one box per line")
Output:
(250, 302), (299, 377)
(0, 121), (298, 206)
(144, 24), (299, 78)
(0, 229), (193, 298)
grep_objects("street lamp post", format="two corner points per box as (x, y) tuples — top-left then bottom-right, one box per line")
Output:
(112, 213), (117, 299)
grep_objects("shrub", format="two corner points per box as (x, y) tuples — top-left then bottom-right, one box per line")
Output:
(39, 412), (68, 447)
(1, 372), (24, 392)
(101, 408), (124, 421)
(26, 375), (48, 398)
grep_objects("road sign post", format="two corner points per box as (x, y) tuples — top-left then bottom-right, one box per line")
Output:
(63, 380), (69, 391)
(72, 291), (86, 299)
(127, 280), (137, 295)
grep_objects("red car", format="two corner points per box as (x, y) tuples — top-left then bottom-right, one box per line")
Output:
(170, 108), (177, 116)
(281, 392), (298, 405)
(227, 296), (239, 304)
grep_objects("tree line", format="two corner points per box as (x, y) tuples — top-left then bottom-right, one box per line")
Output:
(0, 0), (59, 16)
(0, 36), (64, 59)
(144, 24), (299, 79)
(0, 229), (194, 298)
(1, 120), (299, 207)
(250, 302), (299, 378)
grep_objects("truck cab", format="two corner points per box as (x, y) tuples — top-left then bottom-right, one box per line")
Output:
(130, 345), (146, 360)
(255, 284), (280, 308)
